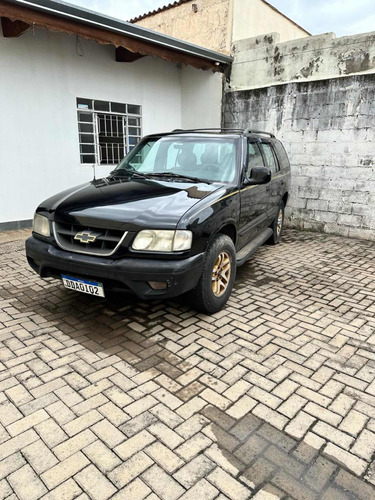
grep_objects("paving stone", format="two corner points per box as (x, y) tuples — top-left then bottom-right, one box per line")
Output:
(173, 455), (215, 488)
(339, 410), (368, 436)
(145, 442), (184, 473)
(40, 479), (82, 500)
(53, 429), (97, 461)
(91, 419), (125, 448)
(335, 468), (375, 500)
(178, 478), (219, 500)
(2, 231), (375, 499)
(313, 422), (354, 449)
(176, 432), (212, 461)
(109, 452), (153, 488)
(35, 418), (68, 448)
(148, 422), (184, 450)
(285, 411), (316, 440)
(8, 464), (47, 500)
(350, 429), (375, 461)
(323, 443), (367, 476)
(83, 440), (121, 474)
(0, 429), (38, 461)
(74, 464), (117, 500)
(0, 452), (26, 481)
(142, 464), (185, 500)
(271, 470), (316, 500)
(115, 430), (155, 460)
(41, 452), (90, 490)
(304, 455), (337, 492)
(0, 479), (12, 499)
(208, 467), (250, 500)
(111, 478), (151, 499)
(241, 457), (276, 489)
(23, 439), (59, 474)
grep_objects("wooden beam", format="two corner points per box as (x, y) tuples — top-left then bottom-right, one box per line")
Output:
(116, 46), (145, 63)
(0, 1), (222, 72)
(1, 16), (29, 37)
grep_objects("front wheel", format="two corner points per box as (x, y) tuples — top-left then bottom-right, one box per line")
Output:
(189, 234), (236, 314)
(267, 201), (285, 245)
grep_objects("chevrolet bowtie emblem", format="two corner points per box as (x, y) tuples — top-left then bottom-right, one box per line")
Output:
(74, 230), (99, 244)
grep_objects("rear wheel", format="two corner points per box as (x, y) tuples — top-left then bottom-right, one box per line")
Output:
(267, 200), (285, 245)
(189, 234), (236, 314)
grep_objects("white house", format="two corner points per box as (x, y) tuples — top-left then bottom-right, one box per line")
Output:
(0, 0), (231, 228)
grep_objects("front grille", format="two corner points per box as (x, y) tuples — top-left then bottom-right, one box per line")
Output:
(53, 222), (127, 256)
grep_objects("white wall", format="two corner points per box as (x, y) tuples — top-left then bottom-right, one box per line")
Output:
(232, 0), (309, 43)
(0, 28), (184, 223)
(180, 66), (222, 129)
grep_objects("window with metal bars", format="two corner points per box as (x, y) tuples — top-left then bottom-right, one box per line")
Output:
(76, 98), (142, 165)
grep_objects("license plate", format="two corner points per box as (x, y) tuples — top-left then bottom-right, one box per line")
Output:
(61, 275), (105, 297)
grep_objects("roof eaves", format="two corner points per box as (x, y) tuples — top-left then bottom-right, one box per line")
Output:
(3, 0), (232, 65)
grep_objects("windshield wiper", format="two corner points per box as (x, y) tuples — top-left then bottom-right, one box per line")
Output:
(109, 169), (148, 180)
(147, 172), (206, 183)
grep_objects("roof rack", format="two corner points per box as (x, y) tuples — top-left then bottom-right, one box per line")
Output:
(171, 128), (243, 133)
(170, 128), (275, 137)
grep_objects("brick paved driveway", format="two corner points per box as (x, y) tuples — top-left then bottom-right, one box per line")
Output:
(0, 228), (375, 500)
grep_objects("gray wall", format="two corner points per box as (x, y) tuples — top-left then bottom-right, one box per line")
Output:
(223, 75), (375, 241)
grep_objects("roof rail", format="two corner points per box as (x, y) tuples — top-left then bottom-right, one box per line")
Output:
(170, 128), (275, 137)
(171, 128), (244, 133)
(243, 128), (275, 138)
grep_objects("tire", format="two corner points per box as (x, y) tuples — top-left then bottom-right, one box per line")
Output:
(189, 234), (236, 314)
(267, 200), (285, 245)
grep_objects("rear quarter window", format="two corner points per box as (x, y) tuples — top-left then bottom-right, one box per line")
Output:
(273, 140), (290, 170)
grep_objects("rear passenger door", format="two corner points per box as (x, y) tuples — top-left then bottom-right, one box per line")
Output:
(259, 141), (281, 224)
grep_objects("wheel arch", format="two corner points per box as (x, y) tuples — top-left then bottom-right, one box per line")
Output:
(217, 223), (237, 246)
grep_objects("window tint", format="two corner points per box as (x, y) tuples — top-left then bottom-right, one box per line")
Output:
(246, 142), (264, 178)
(273, 140), (290, 170)
(260, 143), (278, 174)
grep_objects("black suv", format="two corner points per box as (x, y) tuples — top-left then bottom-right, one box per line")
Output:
(26, 128), (291, 313)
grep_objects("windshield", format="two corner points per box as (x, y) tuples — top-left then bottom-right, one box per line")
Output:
(113, 136), (239, 184)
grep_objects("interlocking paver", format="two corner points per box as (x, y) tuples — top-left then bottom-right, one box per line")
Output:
(74, 464), (117, 500)
(1, 229), (375, 499)
(8, 464), (47, 500)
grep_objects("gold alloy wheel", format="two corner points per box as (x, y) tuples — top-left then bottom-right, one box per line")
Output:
(276, 208), (283, 236)
(211, 251), (231, 297)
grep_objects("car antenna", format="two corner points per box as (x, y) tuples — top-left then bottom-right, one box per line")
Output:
(92, 162), (96, 181)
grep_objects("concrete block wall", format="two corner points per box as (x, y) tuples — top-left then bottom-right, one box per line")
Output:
(223, 75), (375, 241)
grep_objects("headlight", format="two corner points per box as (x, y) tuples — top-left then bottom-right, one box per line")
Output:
(132, 230), (192, 252)
(33, 213), (50, 237)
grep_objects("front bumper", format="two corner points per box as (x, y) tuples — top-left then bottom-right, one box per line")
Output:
(25, 236), (204, 299)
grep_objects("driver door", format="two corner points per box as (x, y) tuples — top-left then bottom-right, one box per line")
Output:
(238, 141), (269, 249)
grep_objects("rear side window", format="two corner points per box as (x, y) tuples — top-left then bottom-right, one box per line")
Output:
(246, 142), (264, 178)
(260, 143), (278, 174)
(273, 140), (290, 170)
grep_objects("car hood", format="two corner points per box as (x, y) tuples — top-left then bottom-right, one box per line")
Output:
(39, 177), (221, 230)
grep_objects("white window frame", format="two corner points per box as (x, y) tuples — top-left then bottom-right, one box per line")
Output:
(76, 98), (142, 165)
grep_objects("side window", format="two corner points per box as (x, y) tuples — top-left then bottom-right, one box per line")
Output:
(260, 143), (278, 174)
(246, 142), (264, 178)
(273, 140), (290, 170)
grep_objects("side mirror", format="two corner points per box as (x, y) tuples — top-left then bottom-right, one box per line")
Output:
(245, 166), (271, 185)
